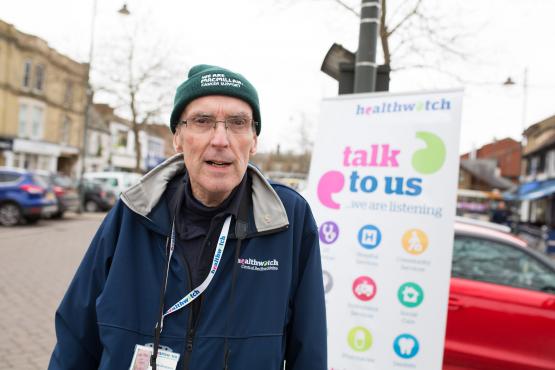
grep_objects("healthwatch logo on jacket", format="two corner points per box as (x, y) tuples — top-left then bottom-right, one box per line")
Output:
(238, 258), (280, 271)
(317, 131), (446, 210)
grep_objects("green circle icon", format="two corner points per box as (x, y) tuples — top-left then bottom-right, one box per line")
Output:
(412, 131), (446, 174)
(397, 282), (424, 308)
(347, 326), (373, 352)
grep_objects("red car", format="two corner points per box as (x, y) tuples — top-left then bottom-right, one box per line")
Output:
(444, 219), (555, 369)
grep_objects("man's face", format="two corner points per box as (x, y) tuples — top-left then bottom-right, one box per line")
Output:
(173, 95), (258, 206)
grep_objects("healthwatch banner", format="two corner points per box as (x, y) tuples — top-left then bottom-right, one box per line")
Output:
(306, 89), (463, 370)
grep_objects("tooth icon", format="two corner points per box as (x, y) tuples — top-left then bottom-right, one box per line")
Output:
(398, 337), (415, 355)
(394, 334), (419, 359)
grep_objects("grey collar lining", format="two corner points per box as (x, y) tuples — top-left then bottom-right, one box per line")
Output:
(121, 154), (289, 233)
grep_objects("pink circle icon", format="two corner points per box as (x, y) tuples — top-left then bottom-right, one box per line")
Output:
(352, 276), (377, 302)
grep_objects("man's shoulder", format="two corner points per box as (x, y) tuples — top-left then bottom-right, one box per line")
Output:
(269, 180), (308, 205)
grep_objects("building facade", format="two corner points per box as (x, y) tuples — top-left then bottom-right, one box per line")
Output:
(0, 19), (88, 176)
(516, 115), (555, 226)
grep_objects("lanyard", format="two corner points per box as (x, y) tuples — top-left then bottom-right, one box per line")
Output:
(159, 215), (232, 331)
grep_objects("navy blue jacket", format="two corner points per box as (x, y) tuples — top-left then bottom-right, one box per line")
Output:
(49, 155), (327, 370)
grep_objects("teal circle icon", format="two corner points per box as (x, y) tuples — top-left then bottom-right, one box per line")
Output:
(393, 334), (419, 359)
(397, 282), (424, 308)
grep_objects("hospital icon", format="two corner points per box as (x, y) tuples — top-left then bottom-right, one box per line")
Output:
(319, 221), (339, 244)
(397, 282), (424, 308)
(393, 334), (419, 359)
(402, 229), (428, 255)
(357, 225), (382, 250)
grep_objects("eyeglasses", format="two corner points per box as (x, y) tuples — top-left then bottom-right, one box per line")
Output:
(179, 115), (257, 135)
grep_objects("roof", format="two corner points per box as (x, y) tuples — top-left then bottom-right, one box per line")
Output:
(460, 159), (515, 190)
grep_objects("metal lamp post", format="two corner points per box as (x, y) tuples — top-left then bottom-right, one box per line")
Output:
(78, 1), (129, 213)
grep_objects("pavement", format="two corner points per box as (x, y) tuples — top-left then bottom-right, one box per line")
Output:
(0, 212), (105, 370)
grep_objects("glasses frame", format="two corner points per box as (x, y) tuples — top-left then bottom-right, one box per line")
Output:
(179, 116), (258, 135)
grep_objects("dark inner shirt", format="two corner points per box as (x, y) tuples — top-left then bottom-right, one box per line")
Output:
(165, 172), (247, 325)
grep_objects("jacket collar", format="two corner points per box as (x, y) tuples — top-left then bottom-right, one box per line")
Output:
(121, 153), (289, 234)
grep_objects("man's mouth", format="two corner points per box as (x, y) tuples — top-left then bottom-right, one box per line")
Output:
(206, 160), (231, 167)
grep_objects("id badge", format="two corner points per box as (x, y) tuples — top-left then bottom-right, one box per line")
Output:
(129, 344), (180, 370)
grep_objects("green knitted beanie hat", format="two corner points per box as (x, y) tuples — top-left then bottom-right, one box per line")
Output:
(170, 64), (261, 135)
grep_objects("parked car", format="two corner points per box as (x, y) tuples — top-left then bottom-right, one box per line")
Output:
(82, 179), (117, 212)
(444, 218), (555, 369)
(34, 170), (79, 218)
(0, 167), (58, 226)
(83, 171), (142, 197)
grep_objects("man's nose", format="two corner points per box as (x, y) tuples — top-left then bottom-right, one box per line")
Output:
(210, 121), (231, 146)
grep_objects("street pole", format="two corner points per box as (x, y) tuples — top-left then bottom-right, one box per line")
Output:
(521, 67), (528, 133)
(78, 0), (97, 213)
(354, 0), (380, 93)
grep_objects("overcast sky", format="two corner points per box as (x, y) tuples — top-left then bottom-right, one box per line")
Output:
(1, 0), (554, 154)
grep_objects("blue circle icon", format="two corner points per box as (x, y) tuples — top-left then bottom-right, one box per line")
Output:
(357, 225), (382, 249)
(393, 334), (419, 359)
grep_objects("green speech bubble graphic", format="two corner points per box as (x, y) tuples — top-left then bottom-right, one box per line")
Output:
(411, 131), (446, 175)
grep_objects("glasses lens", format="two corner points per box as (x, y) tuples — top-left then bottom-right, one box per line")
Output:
(190, 116), (216, 132)
(227, 117), (251, 134)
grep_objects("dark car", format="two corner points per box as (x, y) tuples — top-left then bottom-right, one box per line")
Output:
(83, 179), (117, 212)
(0, 167), (58, 226)
(35, 170), (80, 218)
(444, 218), (555, 369)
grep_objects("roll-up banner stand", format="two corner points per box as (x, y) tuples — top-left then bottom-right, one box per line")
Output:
(306, 89), (463, 370)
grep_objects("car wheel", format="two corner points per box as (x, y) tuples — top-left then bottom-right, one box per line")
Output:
(85, 200), (98, 212)
(0, 203), (22, 226)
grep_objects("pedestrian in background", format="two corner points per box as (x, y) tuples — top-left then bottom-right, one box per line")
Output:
(48, 64), (327, 370)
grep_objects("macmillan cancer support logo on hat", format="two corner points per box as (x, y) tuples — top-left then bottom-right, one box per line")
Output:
(200, 73), (244, 88)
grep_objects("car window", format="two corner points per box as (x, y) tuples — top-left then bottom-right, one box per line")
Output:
(453, 236), (555, 293)
(32, 175), (49, 188)
(0, 173), (22, 183)
(53, 175), (73, 187)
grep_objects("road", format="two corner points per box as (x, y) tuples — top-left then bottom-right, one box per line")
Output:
(0, 212), (105, 370)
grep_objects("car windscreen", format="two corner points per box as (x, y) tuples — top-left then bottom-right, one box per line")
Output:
(53, 175), (74, 188)
(33, 175), (50, 189)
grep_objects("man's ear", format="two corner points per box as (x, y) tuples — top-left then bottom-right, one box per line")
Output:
(249, 134), (258, 156)
(173, 130), (183, 152)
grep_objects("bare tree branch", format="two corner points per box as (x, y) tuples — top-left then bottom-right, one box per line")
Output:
(332, 0), (359, 17)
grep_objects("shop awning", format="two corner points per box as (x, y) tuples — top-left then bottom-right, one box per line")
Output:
(505, 179), (555, 201)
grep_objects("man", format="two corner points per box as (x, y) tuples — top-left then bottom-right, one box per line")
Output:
(49, 64), (327, 370)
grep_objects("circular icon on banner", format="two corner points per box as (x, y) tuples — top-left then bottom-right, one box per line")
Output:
(402, 229), (428, 255)
(357, 225), (382, 250)
(398, 282), (424, 308)
(347, 327), (373, 352)
(393, 334), (420, 359)
(319, 221), (339, 244)
(352, 276), (377, 301)
(323, 270), (333, 294)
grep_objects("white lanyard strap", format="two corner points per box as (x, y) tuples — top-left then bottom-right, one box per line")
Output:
(160, 215), (232, 330)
